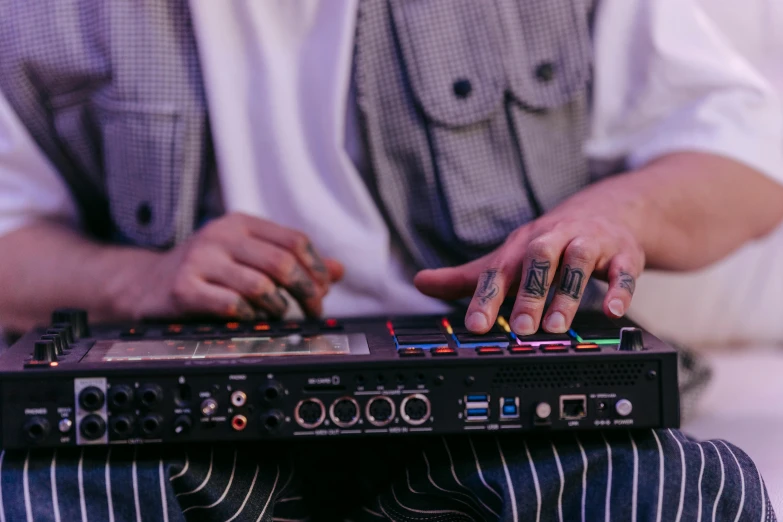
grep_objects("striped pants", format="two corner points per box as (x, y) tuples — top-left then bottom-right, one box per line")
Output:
(0, 430), (774, 522)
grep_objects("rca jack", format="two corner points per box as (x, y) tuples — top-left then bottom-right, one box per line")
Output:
(230, 390), (247, 408)
(231, 414), (248, 431)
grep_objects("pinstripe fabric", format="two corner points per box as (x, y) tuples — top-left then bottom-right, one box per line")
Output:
(0, 430), (774, 521)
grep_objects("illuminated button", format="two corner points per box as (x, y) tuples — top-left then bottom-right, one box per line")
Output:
(281, 322), (301, 332)
(398, 347), (425, 357)
(321, 319), (342, 330)
(541, 343), (568, 353)
(167, 324), (184, 335)
(120, 327), (146, 338)
(574, 343), (600, 352)
(509, 345), (536, 354)
(225, 322), (240, 330)
(456, 333), (509, 344)
(195, 325), (214, 334)
(476, 346), (504, 355)
(431, 346), (457, 357)
(253, 323), (271, 332)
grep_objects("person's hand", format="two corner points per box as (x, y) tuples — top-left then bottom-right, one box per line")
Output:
(414, 206), (644, 335)
(117, 213), (344, 321)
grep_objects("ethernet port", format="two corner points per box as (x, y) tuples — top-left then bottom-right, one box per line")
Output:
(559, 395), (587, 420)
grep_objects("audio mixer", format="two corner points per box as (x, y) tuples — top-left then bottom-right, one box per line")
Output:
(0, 309), (679, 449)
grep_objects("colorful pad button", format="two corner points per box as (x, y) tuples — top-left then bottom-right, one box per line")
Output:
(574, 343), (601, 352)
(395, 334), (448, 344)
(541, 343), (569, 353)
(476, 346), (504, 355)
(398, 347), (426, 357)
(509, 345), (536, 354)
(431, 346), (457, 356)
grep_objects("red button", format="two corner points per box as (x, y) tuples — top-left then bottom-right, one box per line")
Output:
(476, 346), (504, 355)
(575, 343), (600, 352)
(509, 345), (536, 354)
(541, 343), (568, 353)
(225, 322), (240, 330)
(253, 323), (271, 331)
(399, 347), (425, 357)
(431, 346), (457, 356)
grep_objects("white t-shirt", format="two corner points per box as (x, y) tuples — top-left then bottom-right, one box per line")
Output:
(0, 0), (781, 318)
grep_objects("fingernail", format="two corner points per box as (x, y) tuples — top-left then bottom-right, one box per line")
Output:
(543, 312), (566, 332)
(608, 299), (625, 317)
(466, 312), (489, 332)
(512, 314), (535, 335)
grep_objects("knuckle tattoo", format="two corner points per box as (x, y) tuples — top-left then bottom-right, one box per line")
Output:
(618, 271), (636, 295)
(475, 269), (501, 306)
(557, 264), (585, 300)
(522, 259), (550, 298)
(287, 264), (317, 299)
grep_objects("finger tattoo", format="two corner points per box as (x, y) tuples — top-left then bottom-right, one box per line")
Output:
(258, 289), (288, 317)
(523, 260), (550, 297)
(618, 271), (636, 295)
(288, 264), (318, 299)
(306, 243), (329, 276)
(558, 265), (584, 300)
(234, 298), (256, 320)
(476, 269), (500, 305)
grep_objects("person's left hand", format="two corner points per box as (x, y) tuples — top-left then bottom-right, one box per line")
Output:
(414, 200), (645, 335)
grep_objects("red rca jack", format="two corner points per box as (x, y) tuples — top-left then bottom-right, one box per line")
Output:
(231, 414), (248, 431)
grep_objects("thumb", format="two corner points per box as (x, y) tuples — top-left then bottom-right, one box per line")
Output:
(413, 257), (487, 301)
(325, 258), (345, 283)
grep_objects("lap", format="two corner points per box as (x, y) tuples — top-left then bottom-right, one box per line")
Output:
(0, 430), (774, 522)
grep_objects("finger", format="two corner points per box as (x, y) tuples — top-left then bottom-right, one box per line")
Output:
(413, 256), (489, 301)
(237, 214), (332, 286)
(464, 249), (522, 333)
(173, 277), (256, 321)
(229, 239), (326, 318)
(509, 232), (571, 336)
(603, 255), (640, 319)
(541, 238), (599, 333)
(200, 255), (289, 319)
(325, 258), (345, 283)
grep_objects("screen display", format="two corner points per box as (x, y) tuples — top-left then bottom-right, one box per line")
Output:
(84, 334), (369, 362)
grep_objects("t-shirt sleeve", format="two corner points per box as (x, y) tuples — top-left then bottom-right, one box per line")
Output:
(0, 88), (79, 239)
(585, 0), (783, 184)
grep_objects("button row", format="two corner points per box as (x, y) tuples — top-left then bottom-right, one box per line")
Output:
(121, 319), (344, 339)
(398, 343), (601, 357)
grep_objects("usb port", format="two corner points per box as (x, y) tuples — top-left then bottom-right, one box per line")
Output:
(466, 407), (489, 421)
(499, 397), (520, 420)
(466, 394), (489, 403)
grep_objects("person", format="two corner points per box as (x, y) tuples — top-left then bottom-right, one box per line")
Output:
(0, 0), (780, 520)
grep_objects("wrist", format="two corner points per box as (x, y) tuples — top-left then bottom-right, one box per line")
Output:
(97, 247), (166, 321)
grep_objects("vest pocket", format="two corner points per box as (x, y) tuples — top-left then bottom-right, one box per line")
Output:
(388, 0), (592, 251)
(94, 97), (182, 247)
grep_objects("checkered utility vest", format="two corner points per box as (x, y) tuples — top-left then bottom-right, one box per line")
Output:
(0, 0), (596, 269)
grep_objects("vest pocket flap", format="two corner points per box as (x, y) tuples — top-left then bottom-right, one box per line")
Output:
(95, 97), (181, 247)
(390, 0), (505, 127)
(502, 0), (592, 110)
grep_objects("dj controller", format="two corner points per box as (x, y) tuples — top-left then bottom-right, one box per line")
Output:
(0, 309), (679, 449)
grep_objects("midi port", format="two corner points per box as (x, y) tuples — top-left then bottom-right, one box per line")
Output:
(559, 395), (587, 420)
(401, 394), (431, 426)
(79, 386), (105, 412)
(294, 398), (326, 429)
(80, 414), (106, 440)
(499, 397), (520, 420)
(230, 390), (247, 408)
(329, 397), (360, 428)
(366, 396), (396, 427)
(23, 417), (51, 443)
(140, 414), (163, 438)
(110, 414), (135, 438)
(139, 384), (163, 408)
(108, 385), (134, 411)
(231, 414), (248, 431)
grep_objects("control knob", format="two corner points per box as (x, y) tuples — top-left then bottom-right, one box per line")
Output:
(48, 324), (74, 345)
(618, 327), (644, 352)
(173, 415), (192, 435)
(32, 340), (57, 364)
(51, 308), (89, 339)
(39, 334), (65, 356)
(200, 398), (218, 417)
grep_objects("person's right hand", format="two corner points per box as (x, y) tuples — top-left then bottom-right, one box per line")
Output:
(117, 213), (344, 321)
